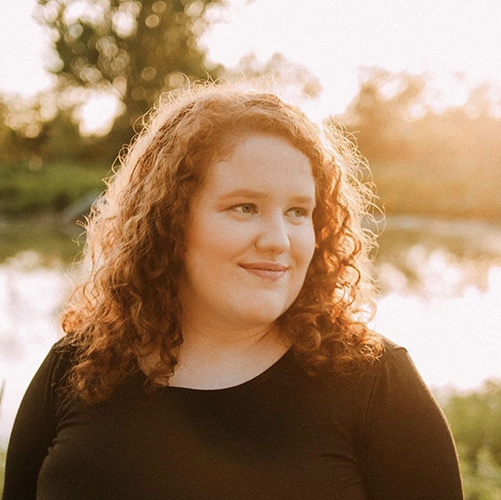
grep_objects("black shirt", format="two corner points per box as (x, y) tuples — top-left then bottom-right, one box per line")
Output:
(3, 337), (463, 499)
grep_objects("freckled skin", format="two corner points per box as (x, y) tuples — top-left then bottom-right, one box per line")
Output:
(180, 133), (316, 331)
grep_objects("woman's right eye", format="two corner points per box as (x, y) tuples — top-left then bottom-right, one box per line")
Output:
(232, 203), (257, 215)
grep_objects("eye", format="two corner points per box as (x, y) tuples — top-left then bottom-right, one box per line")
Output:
(287, 207), (309, 220)
(232, 203), (258, 215)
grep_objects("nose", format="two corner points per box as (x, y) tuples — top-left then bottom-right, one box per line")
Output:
(255, 214), (291, 254)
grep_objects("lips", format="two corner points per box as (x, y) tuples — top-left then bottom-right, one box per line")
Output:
(239, 262), (288, 282)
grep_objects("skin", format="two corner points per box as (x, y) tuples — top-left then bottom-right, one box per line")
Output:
(171, 133), (317, 389)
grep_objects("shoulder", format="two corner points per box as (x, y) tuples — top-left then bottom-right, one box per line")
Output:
(283, 334), (416, 404)
(370, 334), (424, 387)
(11, 337), (80, 422)
(357, 334), (447, 434)
(34, 337), (79, 392)
(373, 334), (414, 373)
(49, 336), (78, 367)
(331, 333), (416, 385)
(353, 334), (426, 403)
(299, 334), (427, 415)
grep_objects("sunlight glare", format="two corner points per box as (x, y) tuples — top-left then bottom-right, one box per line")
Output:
(78, 94), (123, 136)
(203, 0), (501, 117)
(0, 0), (53, 96)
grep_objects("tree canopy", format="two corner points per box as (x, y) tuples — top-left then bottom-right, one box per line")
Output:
(36, 0), (223, 152)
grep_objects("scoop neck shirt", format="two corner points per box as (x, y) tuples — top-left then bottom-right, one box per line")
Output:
(2, 337), (463, 499)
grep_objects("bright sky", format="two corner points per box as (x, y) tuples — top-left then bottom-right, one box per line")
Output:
(1, 0), (501, 126)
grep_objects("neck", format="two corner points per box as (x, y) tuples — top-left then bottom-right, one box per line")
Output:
(181, 315), (279, 350)
(167, 319), (289, 390)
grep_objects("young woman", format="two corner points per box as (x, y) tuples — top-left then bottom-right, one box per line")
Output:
(3, 84), (463, 499)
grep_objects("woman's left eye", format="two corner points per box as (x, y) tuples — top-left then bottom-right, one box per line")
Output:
(287, 207), (308, 219)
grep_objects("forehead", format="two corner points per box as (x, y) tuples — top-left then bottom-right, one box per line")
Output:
(202, 133), (316, 196)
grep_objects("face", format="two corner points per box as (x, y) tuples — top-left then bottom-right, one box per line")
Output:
(179, 133), (316, 331)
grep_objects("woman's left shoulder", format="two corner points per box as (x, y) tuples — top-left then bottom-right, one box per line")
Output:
(320, 333), (429, 410)
(352, 333), (426, 391)
(353, 334), (464, 499)
(369, 333), (424, 382)
(372, 332), (412, 365)
(352, 332), (445, 421)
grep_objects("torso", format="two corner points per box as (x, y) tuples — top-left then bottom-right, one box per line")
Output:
(38, 348), (370, 500)
(5, 337), (464, 500)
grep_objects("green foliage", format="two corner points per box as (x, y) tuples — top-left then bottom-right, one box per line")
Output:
(0, 89), (110, 166)
(0, 97), (39, 165)
(37, 0), (223, 151)
(444, 381), (501, 466)
(0, 162), (108, 216)
(0, 0), (225, 167)
(458, 446), (501, 499)
(41, 111), (87, 163)
(442, 380), (501, 498)
(0, 222), (83, 264)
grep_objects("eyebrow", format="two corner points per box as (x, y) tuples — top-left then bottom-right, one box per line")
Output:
(218, 189), (316, 205)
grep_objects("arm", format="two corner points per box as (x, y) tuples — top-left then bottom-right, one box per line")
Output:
(360, 347), (463, 500)
(2, 342), (65, 499)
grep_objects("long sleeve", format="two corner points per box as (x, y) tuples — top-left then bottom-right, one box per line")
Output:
(2, 341), (67, 499)
(360, 347), (463, 499)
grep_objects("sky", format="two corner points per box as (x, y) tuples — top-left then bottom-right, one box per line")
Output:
(1, 0), (501, 128)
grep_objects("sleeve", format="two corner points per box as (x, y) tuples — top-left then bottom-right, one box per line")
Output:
(360, 347), (464, 500)
(2, 341), (68, 500)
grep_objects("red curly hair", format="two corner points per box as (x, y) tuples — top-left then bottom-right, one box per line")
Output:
(62, 81), (383, 403)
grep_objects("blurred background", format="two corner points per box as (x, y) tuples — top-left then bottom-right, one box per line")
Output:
(1, 0), (501, 496)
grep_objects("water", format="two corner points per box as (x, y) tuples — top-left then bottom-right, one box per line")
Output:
(373, 217), (501, 392)
(1, 217), (501, 443)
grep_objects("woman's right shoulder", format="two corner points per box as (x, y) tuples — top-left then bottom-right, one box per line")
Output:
(50, 335), (78, 359)
(38, 336), (79, 387)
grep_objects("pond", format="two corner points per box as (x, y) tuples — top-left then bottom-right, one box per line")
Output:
(1, 216), (501, 443)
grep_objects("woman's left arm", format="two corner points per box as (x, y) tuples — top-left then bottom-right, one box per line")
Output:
(360, 346), (464, 500)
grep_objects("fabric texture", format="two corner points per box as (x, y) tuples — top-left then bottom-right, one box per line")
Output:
(3, 336), (463, 499)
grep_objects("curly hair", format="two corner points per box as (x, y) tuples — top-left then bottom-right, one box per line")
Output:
(62, 81), (383, 403)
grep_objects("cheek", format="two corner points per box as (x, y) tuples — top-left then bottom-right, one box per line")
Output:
(295, 226), (316, 267)
(187, 216), (244, 261)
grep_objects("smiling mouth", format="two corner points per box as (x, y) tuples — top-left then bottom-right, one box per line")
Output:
(239, 263), (288, 282)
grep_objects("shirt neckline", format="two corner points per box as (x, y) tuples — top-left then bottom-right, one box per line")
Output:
(151, 348), (294, 395)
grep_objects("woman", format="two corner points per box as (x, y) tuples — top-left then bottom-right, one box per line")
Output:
(3, 83), (463, 499)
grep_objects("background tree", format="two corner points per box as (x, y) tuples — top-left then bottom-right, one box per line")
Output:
(341, 68), (501, 219)
(0, 98), (18, 165)
(343, 67), (427, 161)
(36, 0), (224, 158)
(230, 52), (323, 99)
